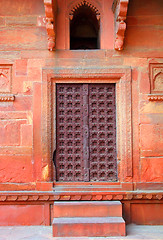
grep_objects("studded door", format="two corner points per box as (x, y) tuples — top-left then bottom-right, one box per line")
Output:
(56, 83), (117, 182)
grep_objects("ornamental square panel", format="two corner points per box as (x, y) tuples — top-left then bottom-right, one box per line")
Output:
(0, 66), (12, 93)
(150, 63), (163, 94)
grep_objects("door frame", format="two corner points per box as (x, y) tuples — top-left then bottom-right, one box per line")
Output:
(41, 67), (132, 188)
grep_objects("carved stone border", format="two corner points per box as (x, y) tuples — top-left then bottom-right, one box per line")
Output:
(0, 94), (15, 102)
(44, 0), (57, 51)
(42, 67), (132, 183)
(148, 94), (163, 101)
(112, 0), (129, 50)
(0, 191), (162, 202)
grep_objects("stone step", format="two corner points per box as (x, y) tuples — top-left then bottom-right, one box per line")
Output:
(53, 201), (122, 217)
(53, 217), (126, 237)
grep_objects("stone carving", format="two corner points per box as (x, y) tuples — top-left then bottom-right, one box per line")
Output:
(112, 0), (129, 50)
(151, 64), (163, 92)
(0, 94), (15, 102)
(0, 67), (11, 93)
(0, 192), (162, 202)
(154, 72), (163, 91)
(149, 63), (163, 101)
(148, 95), (163, 101)
(69, 0), (100, 20)
(44, 0), (57, 51)
(43, 0), (129, 51)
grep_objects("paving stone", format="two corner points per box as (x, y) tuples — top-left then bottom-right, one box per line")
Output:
(0, 225), (162, 240)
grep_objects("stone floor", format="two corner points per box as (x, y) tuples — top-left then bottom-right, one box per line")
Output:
(0, 224), (162, 240)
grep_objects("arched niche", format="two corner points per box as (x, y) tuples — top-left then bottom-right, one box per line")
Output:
(70, 3), (100, 50)
(43, 0), (129, 50)
(154, 72), (163, 91)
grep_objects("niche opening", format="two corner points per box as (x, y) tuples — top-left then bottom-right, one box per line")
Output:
(70, 5), (100, 50)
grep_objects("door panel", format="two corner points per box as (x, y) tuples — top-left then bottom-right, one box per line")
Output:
(56, 84), (85, 181)
(89, 84), (117, 181)
(56, 83), (117, 182)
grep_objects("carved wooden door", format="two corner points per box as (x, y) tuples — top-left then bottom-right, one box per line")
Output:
(56, 83), (117, 182)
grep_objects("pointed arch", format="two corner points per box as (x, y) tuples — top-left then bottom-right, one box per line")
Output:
(69, 1), (101, 49)
(69, 0), (100, 21)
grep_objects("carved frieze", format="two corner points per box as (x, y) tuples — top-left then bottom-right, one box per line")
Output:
(0, 191), (162, 202)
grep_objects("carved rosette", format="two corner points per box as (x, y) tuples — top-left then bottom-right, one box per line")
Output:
(44, 0), (57, 51)
(113, 0), (129, 51)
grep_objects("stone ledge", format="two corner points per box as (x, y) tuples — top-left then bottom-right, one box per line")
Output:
(0, 191), (162, 202)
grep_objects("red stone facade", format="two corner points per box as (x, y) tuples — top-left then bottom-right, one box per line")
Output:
(0, 0), (162, 226)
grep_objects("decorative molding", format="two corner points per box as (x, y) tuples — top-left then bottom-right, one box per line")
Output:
(149, 63), (163, 94)
(0, 66), (12, 93)
(0, 191), (162, 202)
(0, 94), (15, 102)
(44, 0), (57, 51)
(148, 94), (163, 101)
(112, 0), (129, 51)
(69, 0), (100, 20)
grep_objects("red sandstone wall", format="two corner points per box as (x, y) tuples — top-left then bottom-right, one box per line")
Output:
(0, 0), (162, 186)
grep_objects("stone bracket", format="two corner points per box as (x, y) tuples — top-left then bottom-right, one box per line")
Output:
(44, 0), (57, 51)
(112, 0), (129, 50)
